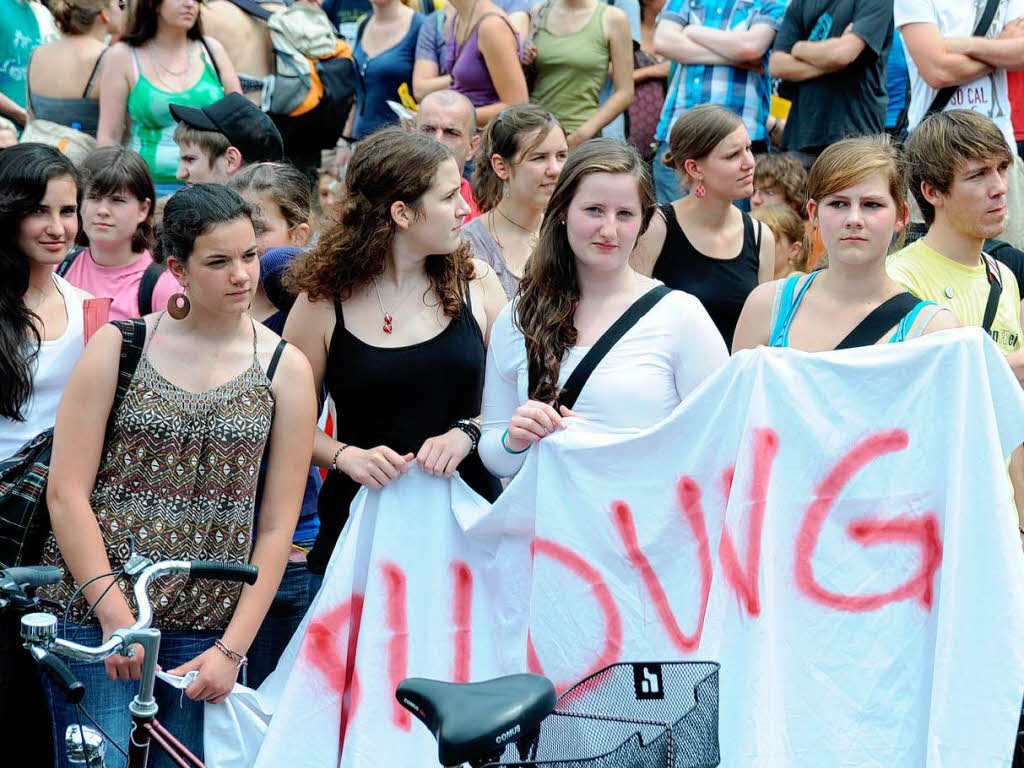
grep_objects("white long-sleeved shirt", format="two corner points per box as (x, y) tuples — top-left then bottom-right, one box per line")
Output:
(479, 289), (729, 477)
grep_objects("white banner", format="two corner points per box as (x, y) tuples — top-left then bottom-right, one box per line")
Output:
(236, 329), (1024, 768)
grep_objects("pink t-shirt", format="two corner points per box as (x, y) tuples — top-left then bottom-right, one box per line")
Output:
(61, 249), (180, 321)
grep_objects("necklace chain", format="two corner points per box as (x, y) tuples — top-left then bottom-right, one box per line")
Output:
(371, 278), (421, 335)
(494, 204), (537, 236)
(150, 42), (193, 90)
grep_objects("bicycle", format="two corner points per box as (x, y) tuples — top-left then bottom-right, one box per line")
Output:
(397, 661), (721, 768)
(8, 557), (258, 768)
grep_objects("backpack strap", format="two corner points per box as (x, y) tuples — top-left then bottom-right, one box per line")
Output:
(926, 0), (1000, 116)
(55, 247), (83, 278)
(110, 319), (147, 417)
(834, 292), (920, 350)
(555, 285), (672, 411)
(137, 261), (165, 316)
(980, 251), (1004, 335)
(223, 0), (276, 21)
(266, 339), (288, 382)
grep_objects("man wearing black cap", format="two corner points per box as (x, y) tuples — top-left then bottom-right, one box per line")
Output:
(171, 92), (285, 185)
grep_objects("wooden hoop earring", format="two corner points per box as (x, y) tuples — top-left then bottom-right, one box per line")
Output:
(167, 292), (190, 320)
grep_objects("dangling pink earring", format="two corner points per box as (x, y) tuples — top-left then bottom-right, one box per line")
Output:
(694, 181), (707, 198)
(167, 292), (190, 320)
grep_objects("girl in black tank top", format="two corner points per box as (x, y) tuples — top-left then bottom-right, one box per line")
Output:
(652, 203), (762, 349)
(313, 288), (501, 573)
(282, 129), (508, 576)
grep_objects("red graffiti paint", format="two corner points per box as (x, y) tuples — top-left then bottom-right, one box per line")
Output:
(718, 429), (779, 616)
(795, 430), (943, 612)
(302, 594), (364, 752)
(527, 538), (623, 693)
(382, 562), (411, 731)
(610, 475), (713, 653)
(452, 560), (473, 683)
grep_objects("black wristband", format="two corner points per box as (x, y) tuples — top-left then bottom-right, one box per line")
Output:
(453, 419), (480, 452)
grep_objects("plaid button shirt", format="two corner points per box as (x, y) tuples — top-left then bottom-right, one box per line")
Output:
(655, 0), (789, 143)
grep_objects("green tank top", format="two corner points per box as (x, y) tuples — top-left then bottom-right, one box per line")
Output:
(127, 43), (224, 186)
(530, 2), (608, 134)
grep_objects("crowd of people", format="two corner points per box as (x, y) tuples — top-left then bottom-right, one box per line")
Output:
(3, 0), (1024, 766)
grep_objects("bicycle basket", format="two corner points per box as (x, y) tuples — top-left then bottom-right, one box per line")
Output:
(482, 661), (720, 768)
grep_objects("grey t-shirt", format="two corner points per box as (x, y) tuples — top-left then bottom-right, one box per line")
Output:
(461, 217), (521, 300)
(774, 0), (893, 151)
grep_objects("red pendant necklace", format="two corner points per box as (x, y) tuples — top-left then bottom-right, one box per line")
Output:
(372, 278), (418, 334)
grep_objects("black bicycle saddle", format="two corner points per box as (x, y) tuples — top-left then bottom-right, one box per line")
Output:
(397, 674), (556, 766)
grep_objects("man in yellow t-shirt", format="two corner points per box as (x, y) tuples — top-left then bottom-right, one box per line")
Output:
(889, 109), (1024, 549)
(889, 110), (1024, 362)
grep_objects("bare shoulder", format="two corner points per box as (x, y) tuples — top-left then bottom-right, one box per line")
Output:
(922, 306), (960, 334)
(479, 13), (516, 40)
(604, 3), (630, 29)
(103, 41), (134, 69)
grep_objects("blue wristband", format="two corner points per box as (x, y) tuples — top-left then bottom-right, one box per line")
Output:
(502, 428), (530, 455)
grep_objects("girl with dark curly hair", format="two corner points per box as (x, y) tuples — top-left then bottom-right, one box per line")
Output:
(283, 127), (507, 583)
(479, 138), (728, 479)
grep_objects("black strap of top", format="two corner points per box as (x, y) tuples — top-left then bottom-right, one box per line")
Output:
(266, 339), (288, 381)
(980, 251), (1003, 334)
(834, 292), (920, 350)
(82, 48), (108, 98)
(199, 38), (222, 84)
(555, 285), (672, 411)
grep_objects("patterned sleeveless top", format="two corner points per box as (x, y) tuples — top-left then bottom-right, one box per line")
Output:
(42, 315), (275, 630)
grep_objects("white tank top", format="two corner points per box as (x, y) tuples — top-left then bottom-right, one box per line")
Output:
(0, 275), (89, 459)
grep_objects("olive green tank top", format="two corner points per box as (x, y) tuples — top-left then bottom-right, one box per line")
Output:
(530, 2), (608, 134)
(127, 42), (224, 186)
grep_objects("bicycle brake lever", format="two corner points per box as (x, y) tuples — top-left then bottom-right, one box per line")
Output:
(123, 553), (152, 577)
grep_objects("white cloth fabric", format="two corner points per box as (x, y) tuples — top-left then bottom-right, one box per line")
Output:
(229, 328), (1024, 768)
(478, 289), (729, 477)
(0, 274), (88, 459)
(896, 0), (1024, 147)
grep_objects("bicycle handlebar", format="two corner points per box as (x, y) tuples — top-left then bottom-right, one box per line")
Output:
(29, 645), (86, 703)
(23, 559), (259, 663)
(0, 565), (62, 590)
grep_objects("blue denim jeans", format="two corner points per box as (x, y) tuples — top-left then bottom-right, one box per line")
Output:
(653, 140), (683, 205)
(244, 560), (312, 689)
(43, 623), (218, 768)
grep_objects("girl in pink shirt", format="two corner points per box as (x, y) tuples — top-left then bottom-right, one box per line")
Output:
(60, 146), (178, 320)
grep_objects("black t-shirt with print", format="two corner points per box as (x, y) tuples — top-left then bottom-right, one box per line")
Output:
(774, 0), (893, 151)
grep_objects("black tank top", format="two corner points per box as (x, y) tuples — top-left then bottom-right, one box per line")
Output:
(652, 203), (762, 349)
(310, 287), (502, 574)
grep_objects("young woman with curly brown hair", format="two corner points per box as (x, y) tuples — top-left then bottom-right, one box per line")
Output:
(283, 127), (507, 583)
(478, 138), (728, 478)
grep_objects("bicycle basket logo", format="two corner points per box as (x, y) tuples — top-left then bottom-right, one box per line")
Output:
(633, 663), (665, 700)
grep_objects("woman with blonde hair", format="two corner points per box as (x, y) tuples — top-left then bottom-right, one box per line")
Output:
(632, 104), (774, 349)
(480, 138), (727, 477)
(462, 103), (568, 298)
(733, 135), (958, 353)
(751, 203), (811, 278)
(283, 128), (506, 586)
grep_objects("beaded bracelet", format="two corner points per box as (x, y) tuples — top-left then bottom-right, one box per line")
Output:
(501, 428), (529, 455)
(453, 419), (481, 452)
(214, 639), (248, 668)
(330, 444), (350, 473)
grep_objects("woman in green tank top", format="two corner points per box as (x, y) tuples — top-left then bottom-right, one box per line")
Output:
(527, 0), (634, 148)
(97, 0), (240, 194)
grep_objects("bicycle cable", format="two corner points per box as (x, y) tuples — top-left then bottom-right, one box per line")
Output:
(63, 569), (124, 644)
(73, 701), (130, 760)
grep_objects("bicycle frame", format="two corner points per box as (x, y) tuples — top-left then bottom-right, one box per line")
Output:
(22, 558), (256, 768)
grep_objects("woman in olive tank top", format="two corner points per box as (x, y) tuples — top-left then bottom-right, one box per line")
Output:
(284, 128), (507, 582)
(528, 0), (634, 148)
(97, 0), (240, 195)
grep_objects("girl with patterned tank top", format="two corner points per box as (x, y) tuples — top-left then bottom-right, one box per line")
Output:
(42, 184), (314, 768)
(96, 0), (240, 196)
(732, 135), (958, 354)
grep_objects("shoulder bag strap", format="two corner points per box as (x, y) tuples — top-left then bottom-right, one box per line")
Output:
(55, 247), (83, 277)
(926, 0), (1001, 117)
(555, 285), (672, 411)
(834, 292), (921, 350)
(110, 319), (147, 415)
(981, 251), (1004, 334)
(137, 261), (165, 316)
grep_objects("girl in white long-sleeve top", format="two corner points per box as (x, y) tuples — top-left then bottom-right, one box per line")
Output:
(479, 138), (729, 479)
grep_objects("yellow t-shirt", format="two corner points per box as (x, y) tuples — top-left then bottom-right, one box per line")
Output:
(888, 240), (1023, 354)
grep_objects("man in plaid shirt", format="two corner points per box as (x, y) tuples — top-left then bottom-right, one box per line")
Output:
(652, 0), (790, 202)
